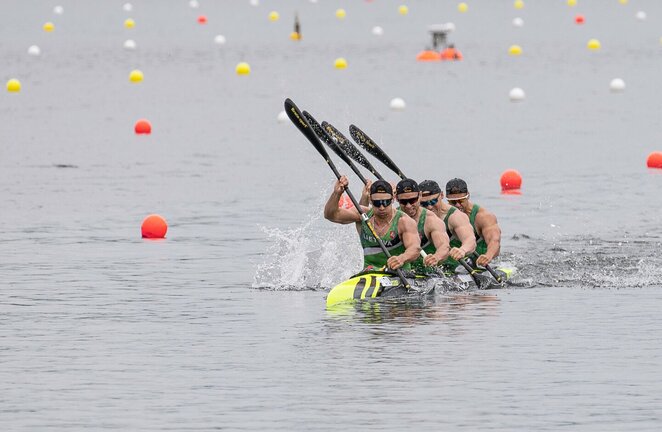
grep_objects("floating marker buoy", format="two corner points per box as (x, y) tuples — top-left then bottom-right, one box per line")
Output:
(457, 3), (468, 13)
(236, 62), (251, 75)
(123, 39), (137, 50)
(198, 15), (207, 24)
(53, 5), (64, 15)
(587, 38), (601, 50)
(636, 11), (646, 21)
(567, 0), (577, 6)
(290, 32), (301, 41)
(28, 45), (41, 56)
(509, 87), (525, 102)
(575, 15), (585, 24)
(123, 3), (133, 12)
(189, 0), (199, 8)
(336, 9), (346, 19)
(500, 169), (522, 191)
(514, 0), (524, 9)
(399, 5), (409, 15)
(124, 18), (135, 29)
(269, 11), (279, 21)
(619, 0), (628, 4)
(610, 78), (625, 92)
(338, 194), (354, 209)
(6, 79), (21, 93)
(141, 214), (168, 239)
(250, 0), (260, 6)
(647, 152), (662, 169)
(129, 69), (144, 83)
(513, 17), (524, 27)
(416, 50), (441, 61)
(390, 98), (406, 110)
(508, 45), (522, 56)
(134, 119), (152, 134)
(277, 111), (288, 123)
(334, 58), (348, 69)
(214, 35), (226, 45)
(43, 22), (55, 32)
(372, 26), (384, 36)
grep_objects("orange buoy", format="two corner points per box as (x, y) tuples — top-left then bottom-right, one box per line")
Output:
(198, 15), (207, 24)
(575, 15), (585, 24)
(416, 50), (441, 61)
(500, 169), (522, 191)
(647, 151), (662, 169)
(440, 47), (463, 61)
(338, 194), (354, 209)
(134, 119), (152, 134)
(141, 214), (168, 238)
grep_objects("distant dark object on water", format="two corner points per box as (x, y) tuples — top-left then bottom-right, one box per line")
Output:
(53, 164), (78, 168)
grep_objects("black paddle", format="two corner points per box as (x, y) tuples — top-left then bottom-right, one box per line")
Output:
(283, 98), (411, 291)
(471, 252), (503, 283)
(322, 122), (384, 180)
(349, 124), (407, 180)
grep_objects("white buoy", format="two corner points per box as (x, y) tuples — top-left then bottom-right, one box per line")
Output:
(636, 11), (646, 21)
(512, 17), (524, 27)
(372, 26), (384, 36)
(509, 87), (526, 102)
(445, 22), (456, 32)
(249, 0), (259, 6)
(123, 39), (137, 50)
(277, 111), (288, 123)
(310, 0), (318, 3)
(390, 98), (406, 111)
(53, 5), (64, 15)
(610, 78), (625, 92)
(28, 45), (41, 56)
(189, 0), (200, 8)
(214, 35), (226, 45)
(123, 3), (133, 12)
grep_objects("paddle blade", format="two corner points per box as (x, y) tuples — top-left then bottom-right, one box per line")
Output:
(303, 111), (356, 171)
(349, 124), (406, 179)
(323, 122), (384, 180)
(284, 98), (331, 161)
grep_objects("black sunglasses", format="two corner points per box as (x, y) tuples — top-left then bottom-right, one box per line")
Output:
(420, 197), (439, 207)
(398, 197), (418, 205)
(371, 199), (392, 208)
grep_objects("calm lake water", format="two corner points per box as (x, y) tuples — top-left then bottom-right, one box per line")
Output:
(1, 0), (661, 430)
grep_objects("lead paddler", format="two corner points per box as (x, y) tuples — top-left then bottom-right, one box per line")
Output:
(394, 178), (450, 273)
(445, 178), (501, 268)
(323, 177), (420, 271)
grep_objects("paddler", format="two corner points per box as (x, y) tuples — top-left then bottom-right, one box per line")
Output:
(324, 177), (421, 271)
(445, 178), (501, 268)
(418, 180), (476, 272)
(394, 178), (450, 272)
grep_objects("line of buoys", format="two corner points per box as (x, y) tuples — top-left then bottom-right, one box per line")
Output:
(129, 69), (144, 83)
(6, 79), (21, 93)
(501, 170), (522, 192)
(142, 214), (168, 238)
(647, 152), (662, 169)
(334, 57), (347, 69)
(134, 119), (152, 134)
(509, 87), (525, 102)
(236, 62), (251, 75)
(610, 78), (625, 92)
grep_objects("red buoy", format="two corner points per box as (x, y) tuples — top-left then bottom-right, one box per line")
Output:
(134, 119), (152, 135)
(500, 169), (522, 191)
(141, 214), (168, 238)
(647, 151), (662, 169)
(575, 15), (585, 24)
(198, 15), (207, 24)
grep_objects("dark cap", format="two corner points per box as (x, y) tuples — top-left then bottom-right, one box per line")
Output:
(419, 180), (442, 197)
(370, 179), (393, 195)
(396, 178), (419, 195)
(446, 178), (468, 195)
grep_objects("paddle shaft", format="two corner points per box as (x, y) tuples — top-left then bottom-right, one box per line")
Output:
(472, 252), (502, 283)
(284, 98), (411, 289)
(322, 122), (384, 180)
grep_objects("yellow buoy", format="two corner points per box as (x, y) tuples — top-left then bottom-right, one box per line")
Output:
(336, 9), (346, 19)
(398, 5), (409, 15)
(457, 3), (468, 13)
(334, 58), (347, 69)
(619, 0), (628, 4)
(6, 79), (21, 93)
(290, 31), (301, 41)
(124, 18), (135, 29)
(268, 11), (279, 22)
(43, 22), (55, 32)
(508, 45), (522, 56)
(514, 0), (524, 9)
(129, 69), (144, 83)
(236, 62), (251, 75)
(567, 0), (577, 6)
(587, 38), (601, 50)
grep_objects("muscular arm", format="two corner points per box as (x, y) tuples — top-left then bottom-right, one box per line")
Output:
(386, 215), (421, 269)
(423, 214), (450, 266)
(359, 180), (372, 207)
(323, 177), (362, 224)
(475, 211), (501, 265)
(449, 211), (476, 259)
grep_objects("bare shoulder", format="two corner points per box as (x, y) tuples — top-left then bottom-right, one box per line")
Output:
(424, 210), (444, 229)
(476, 207), (498, 226)
(398, 212), (417, 230)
